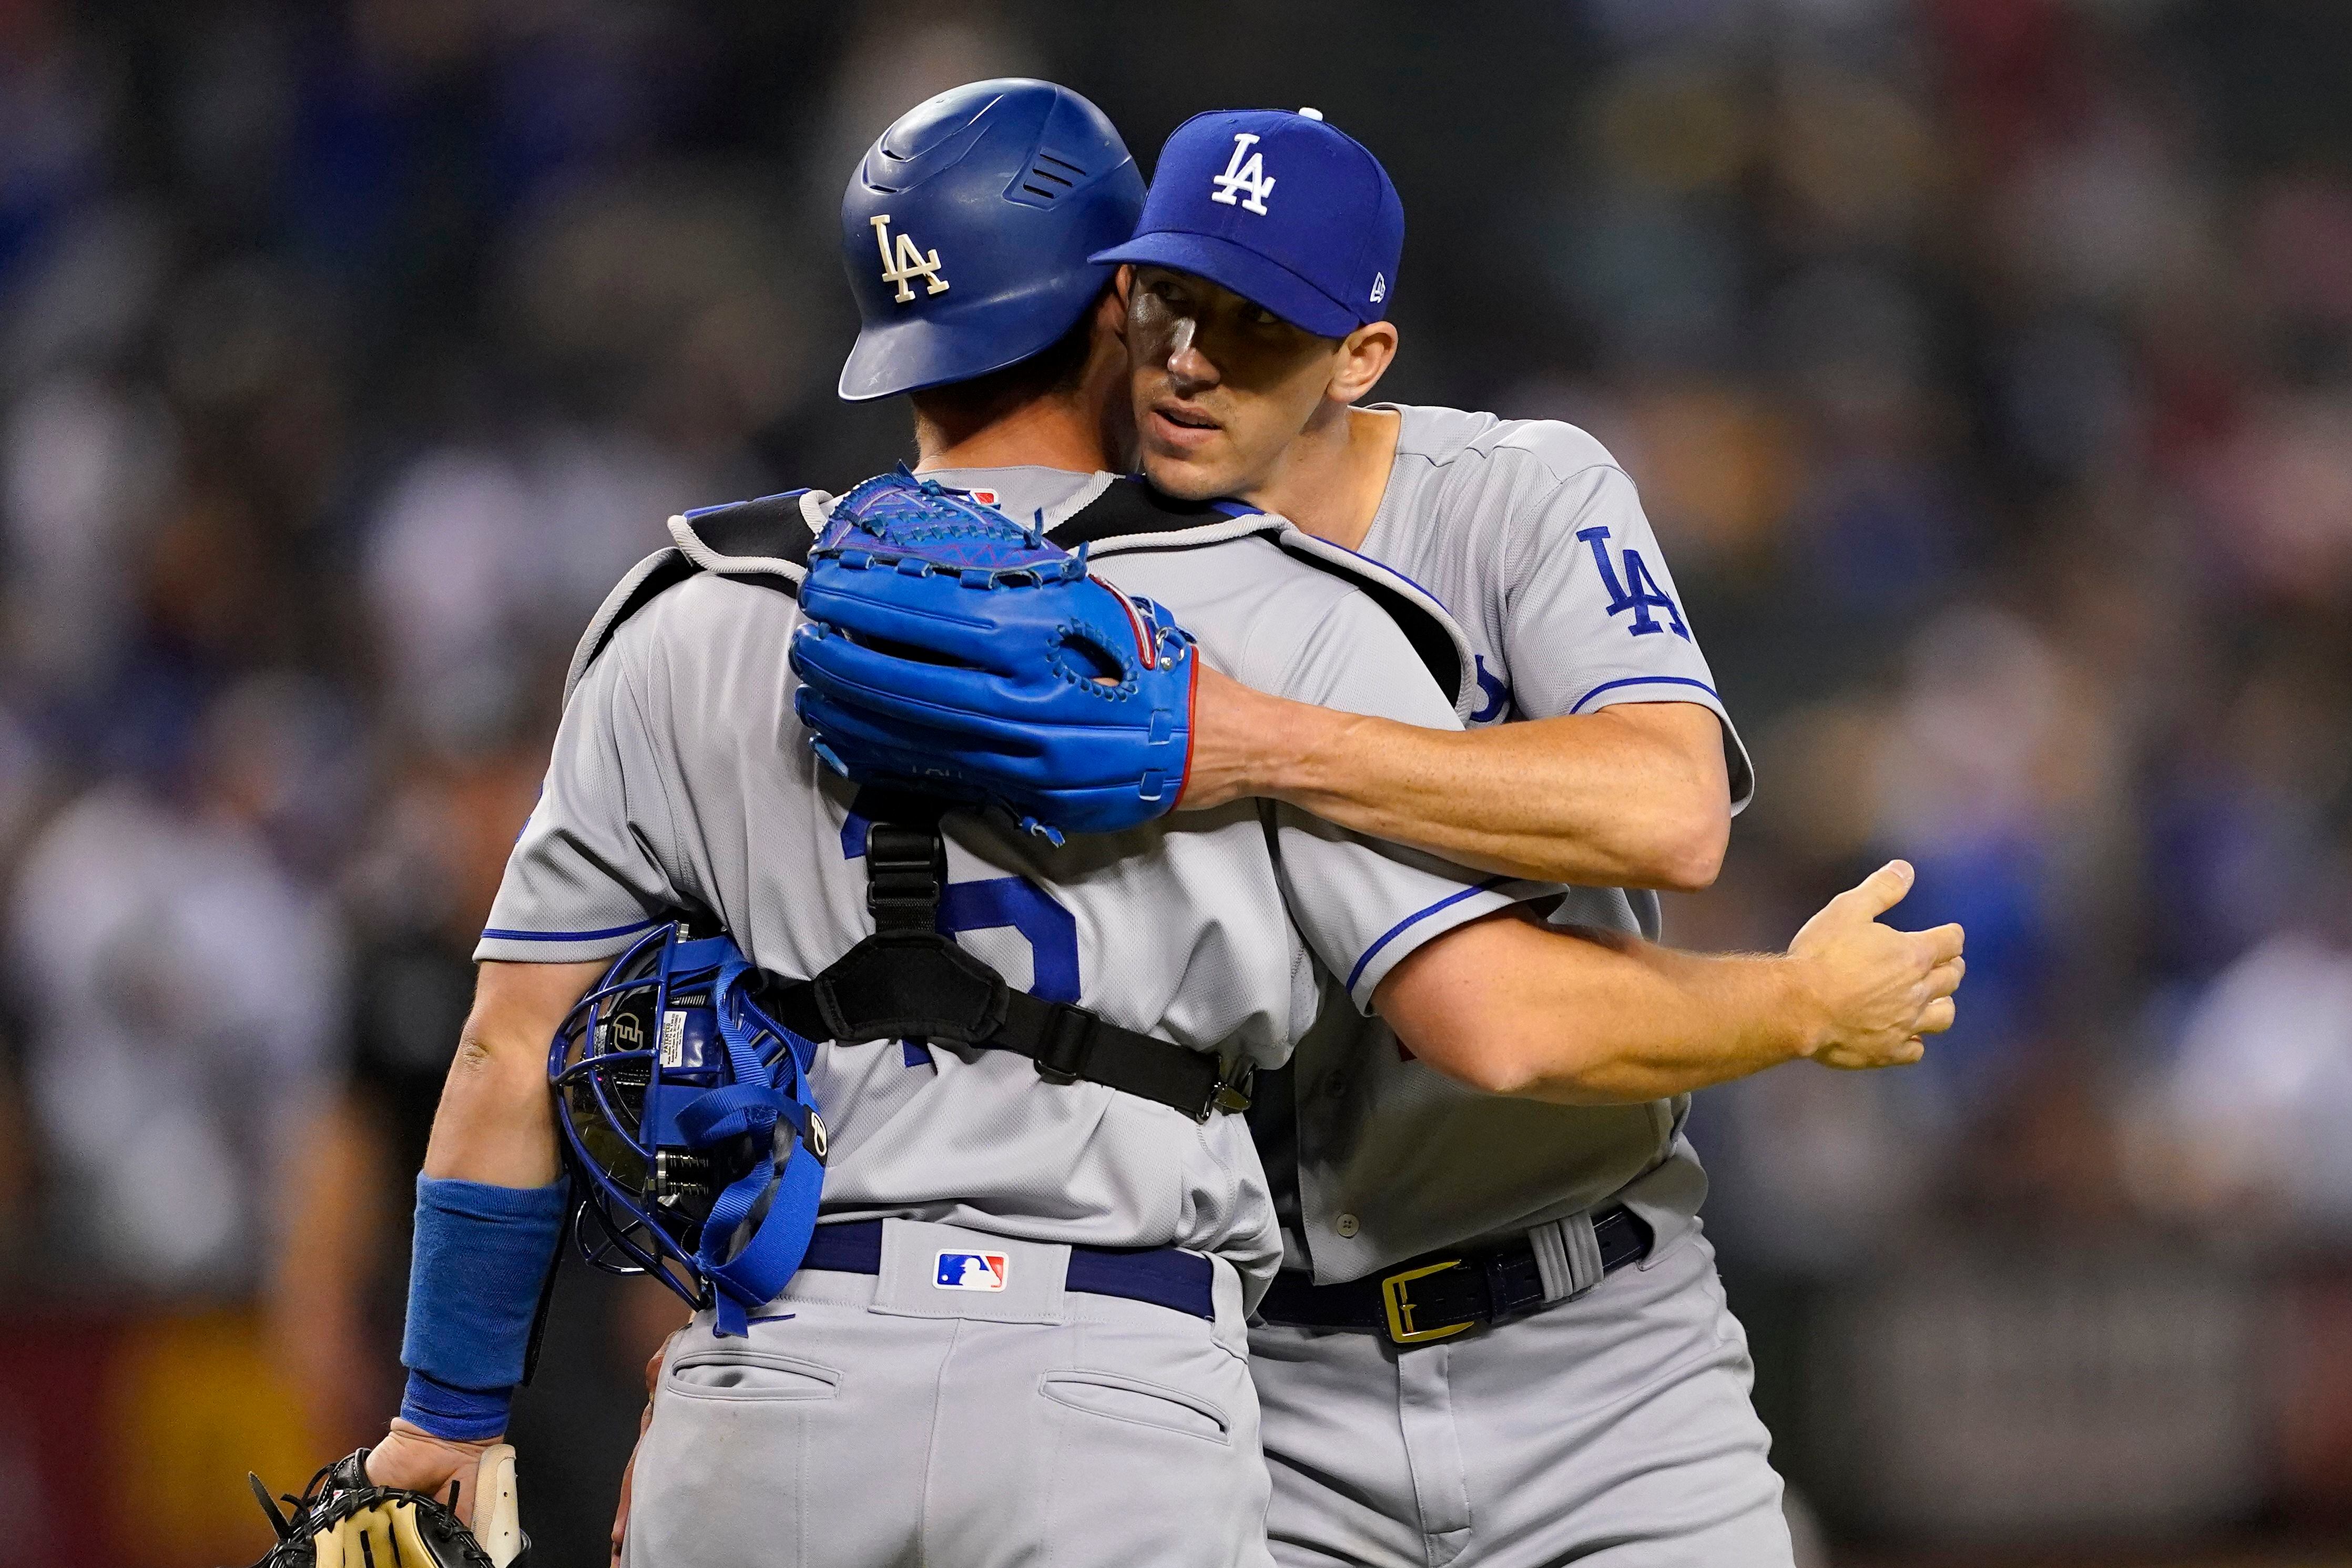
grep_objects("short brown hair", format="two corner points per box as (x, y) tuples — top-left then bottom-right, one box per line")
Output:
(908, 288), (1104, 426)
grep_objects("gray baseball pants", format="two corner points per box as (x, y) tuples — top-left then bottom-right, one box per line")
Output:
(622, 1218), (1275, 1568)
(1252, 1225), (1793, 1568)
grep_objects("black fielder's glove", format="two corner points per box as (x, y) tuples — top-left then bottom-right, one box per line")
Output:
(234, 1447), (527, 1568)
(787, 467), (1198, 844)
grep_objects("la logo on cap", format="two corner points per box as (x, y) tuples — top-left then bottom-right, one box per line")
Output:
(1210, 133), (1275, 216)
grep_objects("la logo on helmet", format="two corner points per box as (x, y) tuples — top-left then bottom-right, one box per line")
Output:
(1209, 133), (1275, 215)
(870, 213), (950, 303)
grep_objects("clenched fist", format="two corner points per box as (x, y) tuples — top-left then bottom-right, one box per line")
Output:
(365, 1421), (524, 1560)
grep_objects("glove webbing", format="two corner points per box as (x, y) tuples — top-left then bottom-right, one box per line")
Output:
(765, 790), (1253, 1123)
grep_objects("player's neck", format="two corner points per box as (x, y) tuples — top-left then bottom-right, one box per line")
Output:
(912, 391), (1114, 476)
(1244, 405), (1399, 552)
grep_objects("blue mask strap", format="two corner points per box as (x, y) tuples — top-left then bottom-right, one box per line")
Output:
(677, 955), (827, 1336)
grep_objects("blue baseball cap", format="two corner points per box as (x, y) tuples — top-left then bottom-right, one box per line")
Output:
(1092, 108), (1403, 340)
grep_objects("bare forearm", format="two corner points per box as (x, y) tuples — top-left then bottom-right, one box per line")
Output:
(1485, 936), (1821, 1103)
(1378, 865), (1962, 1105)
(1379, 916), (1825, 1104)
(420, 1029), (559, 1187)
(1186, 672), (1728, 887)
(419, 960), (602, 1188)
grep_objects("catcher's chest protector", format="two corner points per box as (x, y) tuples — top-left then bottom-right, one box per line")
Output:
(560, 474), (1473, 1123)
(569, 476), (1471, 714)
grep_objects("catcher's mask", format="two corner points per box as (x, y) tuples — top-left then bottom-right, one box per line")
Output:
(549, 923), (828, 1336)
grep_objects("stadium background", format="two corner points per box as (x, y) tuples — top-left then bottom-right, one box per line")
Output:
(1, 1), (2347, 1563)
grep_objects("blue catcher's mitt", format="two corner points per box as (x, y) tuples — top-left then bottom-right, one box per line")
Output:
(788, 469), (1197, 842)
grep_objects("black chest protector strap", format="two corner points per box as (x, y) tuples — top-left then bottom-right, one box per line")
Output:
(761, 789), (1254, 1123)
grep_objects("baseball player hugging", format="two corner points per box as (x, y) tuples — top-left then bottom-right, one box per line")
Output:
(238, 82), (1960, 1568)
(795, 97), (1968, 1568)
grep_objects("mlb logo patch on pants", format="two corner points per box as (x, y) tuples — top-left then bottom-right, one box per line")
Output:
(935, 1250), (1009, 1290)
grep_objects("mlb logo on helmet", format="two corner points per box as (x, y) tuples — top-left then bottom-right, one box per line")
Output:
(1093, 105), (1405, 340)
(935, 1250), (1010, 1290)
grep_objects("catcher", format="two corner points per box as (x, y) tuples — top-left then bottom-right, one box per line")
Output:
(246, 82), (1957, 1568)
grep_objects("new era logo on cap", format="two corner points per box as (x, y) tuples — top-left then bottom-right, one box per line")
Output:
(935, 1250), (1009, 1290)
(1093, 107), (1404, 340)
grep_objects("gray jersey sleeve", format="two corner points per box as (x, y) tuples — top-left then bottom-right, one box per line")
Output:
(1502, 460), (1755, 807)
(1257, 587), (1555, 1012)
(475, 644), (689, 964)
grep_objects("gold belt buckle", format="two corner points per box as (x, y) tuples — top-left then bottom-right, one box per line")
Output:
(1380, 1259), (1474, 1346)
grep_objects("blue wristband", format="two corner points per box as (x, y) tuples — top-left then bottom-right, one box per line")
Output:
(398, 1174), (567, 1440)
(400, 1369), (515, 1442)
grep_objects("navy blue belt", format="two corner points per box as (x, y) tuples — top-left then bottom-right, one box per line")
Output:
(800, 1219), (1215, 1320)
(1256, 1205), (1653, 1346)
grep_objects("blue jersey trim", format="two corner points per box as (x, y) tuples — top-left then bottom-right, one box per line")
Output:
(481, 916), (661, 943)
(1566, 675), (1720, 715)
(681, 488), (810, 521)
(1345, 876), (1513, 995)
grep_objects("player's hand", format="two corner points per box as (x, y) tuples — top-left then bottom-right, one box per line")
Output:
(364, 1420), (502, 1530)
(241, 1426), (525, 1567)
(1786, 860), (1964, 1070)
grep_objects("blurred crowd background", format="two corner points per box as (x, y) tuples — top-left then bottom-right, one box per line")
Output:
(1, 1), (2347, 1564)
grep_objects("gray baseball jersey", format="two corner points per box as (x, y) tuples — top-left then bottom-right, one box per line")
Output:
(480, 464), (1551, 1302)
(1252, 409), (1791, 1568)
(1270, 404), (1756, 1284)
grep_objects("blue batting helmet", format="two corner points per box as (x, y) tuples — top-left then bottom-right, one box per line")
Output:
(839, 79), (1145, 402)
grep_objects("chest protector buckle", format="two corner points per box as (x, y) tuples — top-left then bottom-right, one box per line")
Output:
(803, 796), (1011, 1045)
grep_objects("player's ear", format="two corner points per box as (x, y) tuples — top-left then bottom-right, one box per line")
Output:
(1111, 264), (1135, 338)
(1095, 277), (1128, 341)
(1330, 320), (1398, 405)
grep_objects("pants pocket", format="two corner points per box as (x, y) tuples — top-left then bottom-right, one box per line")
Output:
(667, 1347), (842, 1402)
(1038, 1369), (1230, 1444)
(1035, 1352), (1266, 1567)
